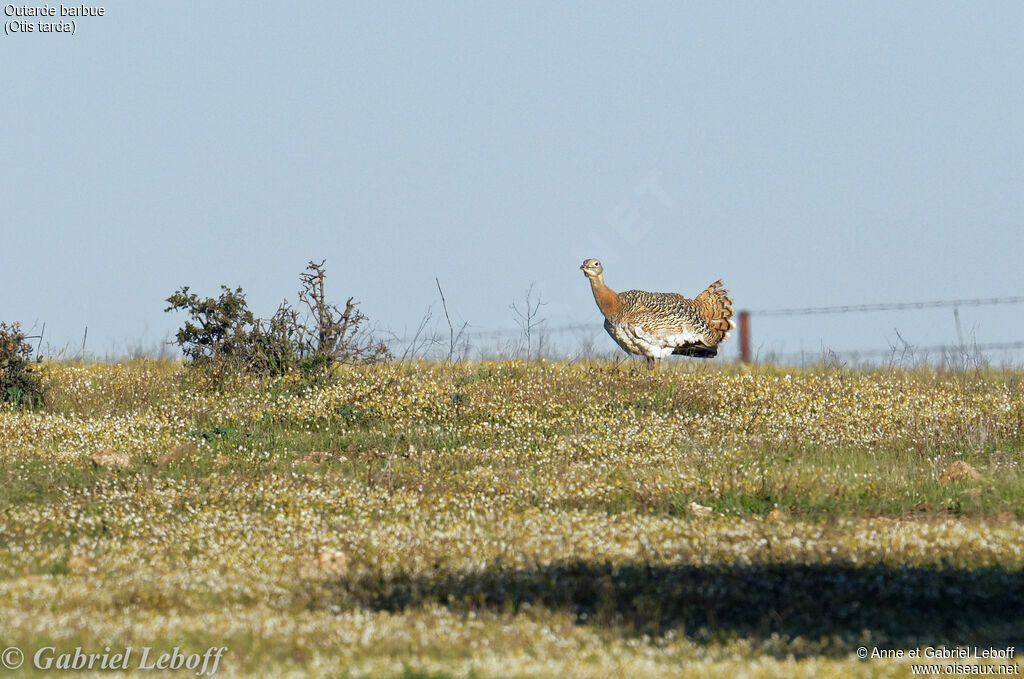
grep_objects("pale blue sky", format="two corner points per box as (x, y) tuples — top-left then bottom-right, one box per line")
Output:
(4, 2), (1022, 362)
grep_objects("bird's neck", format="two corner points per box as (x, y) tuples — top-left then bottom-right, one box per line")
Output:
(588, 275), (620, 317)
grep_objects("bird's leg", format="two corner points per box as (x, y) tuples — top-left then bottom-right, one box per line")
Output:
(645, 356), (655, 371)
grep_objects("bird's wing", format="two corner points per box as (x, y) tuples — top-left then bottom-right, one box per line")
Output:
(618, 290), (716, 347)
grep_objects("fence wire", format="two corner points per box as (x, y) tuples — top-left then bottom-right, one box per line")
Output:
(751, 296), (1024, 317)
(763, 340), (1024, 364)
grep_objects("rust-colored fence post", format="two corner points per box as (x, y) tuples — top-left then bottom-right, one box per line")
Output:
(738, 310), (751, 363)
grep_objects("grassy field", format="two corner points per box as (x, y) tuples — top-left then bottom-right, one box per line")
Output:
(1, 359), (1023, 678)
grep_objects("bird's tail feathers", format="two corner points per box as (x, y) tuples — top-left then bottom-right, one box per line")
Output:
(694, 279), (736, 342)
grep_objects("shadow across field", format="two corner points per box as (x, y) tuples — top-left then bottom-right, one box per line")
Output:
(311, 561), (1024, 655)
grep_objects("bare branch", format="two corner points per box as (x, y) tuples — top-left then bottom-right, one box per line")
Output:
(435, 278), (456, 364)
(510, 283), (548, 360)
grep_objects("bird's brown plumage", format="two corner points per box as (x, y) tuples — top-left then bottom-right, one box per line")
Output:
(580, 258), (735, 367)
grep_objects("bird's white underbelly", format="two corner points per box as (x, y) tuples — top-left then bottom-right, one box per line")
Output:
(633, 326), (703, 357)
(635, 340), (675, 359)
(604, 319), (645, 355)
(605, 319), (702, 359)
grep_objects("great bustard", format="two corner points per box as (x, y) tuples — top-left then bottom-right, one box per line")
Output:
(580, 258), (735, 368)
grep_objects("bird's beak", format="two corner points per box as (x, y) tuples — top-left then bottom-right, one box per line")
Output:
(579, 264), (586, 270)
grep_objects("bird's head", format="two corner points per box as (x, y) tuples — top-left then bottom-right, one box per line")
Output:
(580, 258), (603, 279)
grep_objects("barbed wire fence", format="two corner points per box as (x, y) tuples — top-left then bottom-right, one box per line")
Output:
(388, 294), (1024, 367)
(750, 296), (1024, 316)
(737, 295), (1024, 367)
